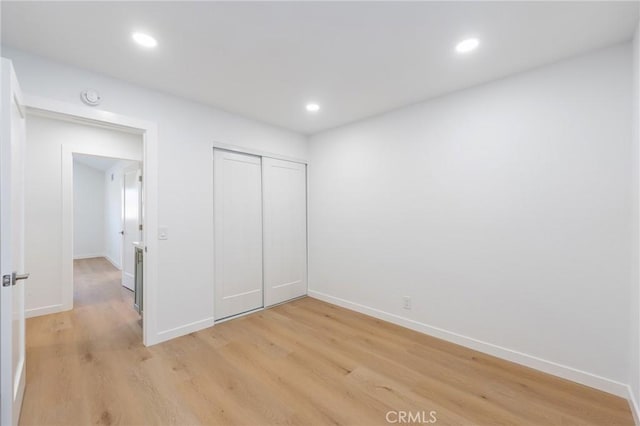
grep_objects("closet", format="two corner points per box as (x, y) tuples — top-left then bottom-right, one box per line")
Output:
(213, 149), (307, 321)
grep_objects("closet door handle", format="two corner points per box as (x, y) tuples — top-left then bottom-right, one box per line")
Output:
(10, 272), (30, 286)
(14, 273), (30, 281)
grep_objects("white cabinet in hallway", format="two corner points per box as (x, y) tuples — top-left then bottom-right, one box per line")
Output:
(213, 149), (307, 320)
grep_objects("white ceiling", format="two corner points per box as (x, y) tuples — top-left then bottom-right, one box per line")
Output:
(74, 154), (133, 172)
(2, 1), (638, 134)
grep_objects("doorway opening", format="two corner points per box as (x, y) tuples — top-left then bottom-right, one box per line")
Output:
(72, 154), (143, 322)
(21, 101), (158, 346)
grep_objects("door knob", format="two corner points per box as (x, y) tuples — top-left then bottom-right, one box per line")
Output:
(11, 272), (29, 286)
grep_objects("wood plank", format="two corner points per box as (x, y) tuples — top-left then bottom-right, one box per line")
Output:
(19, 257), (634, 425)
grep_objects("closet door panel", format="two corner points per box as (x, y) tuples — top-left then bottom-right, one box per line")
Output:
(214, 149), (263, 320)
(263, 158), (307, 306)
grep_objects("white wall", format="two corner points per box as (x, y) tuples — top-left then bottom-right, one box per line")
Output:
(308, 44), (632, 395)
(73, 160), (105, 259)
(630, 22), (640, 420)
(9, 39), (635, 399)
(24, 115), (142, 317)
(3, 46), (308, 339)
(104, 160), (140, 270)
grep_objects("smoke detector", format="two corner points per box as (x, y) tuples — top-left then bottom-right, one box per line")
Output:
(81, 89), (102, 106)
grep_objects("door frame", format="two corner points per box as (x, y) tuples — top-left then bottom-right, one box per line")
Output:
(212, 141), (307, 165)
(121, 163), (142, 291)
(24, 95), (160, 346)
(67, 150), (140, 297)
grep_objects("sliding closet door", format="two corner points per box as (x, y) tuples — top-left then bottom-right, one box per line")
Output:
(214, 149), (263, 320)
(263, 158), (307, 307)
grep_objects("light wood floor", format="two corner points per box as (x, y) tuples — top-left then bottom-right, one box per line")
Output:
(20, 257), (633, 425)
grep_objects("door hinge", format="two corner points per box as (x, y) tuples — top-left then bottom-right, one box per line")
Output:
(138, 175), (142, 183)
(2, 275), (11, 287)
(139, 224), (143, 231)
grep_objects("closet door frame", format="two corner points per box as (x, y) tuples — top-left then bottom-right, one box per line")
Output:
(212, 143), (308, 323)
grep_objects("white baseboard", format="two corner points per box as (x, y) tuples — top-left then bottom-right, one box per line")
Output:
(154, 317), (215, 345)
(104, 254), (122, 270)
(628, 385), (640, 426)
(25, 303), (64, 318)
(73, 253), (105, 260)
(308, 290), (629, 398)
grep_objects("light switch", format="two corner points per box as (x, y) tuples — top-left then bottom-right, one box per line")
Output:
(158, 227), (169, 240)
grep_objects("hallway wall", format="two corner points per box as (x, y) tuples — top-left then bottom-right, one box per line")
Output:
(72, 160), (105, 259)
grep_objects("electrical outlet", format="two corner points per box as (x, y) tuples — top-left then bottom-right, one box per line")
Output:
(402, 296), (411, 310)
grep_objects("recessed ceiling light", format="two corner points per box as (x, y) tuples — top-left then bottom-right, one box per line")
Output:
(306, 103), (320, 112)
(132, 32), (157, 48)
(455, 38), (479, 54)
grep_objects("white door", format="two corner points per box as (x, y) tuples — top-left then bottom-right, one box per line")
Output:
(214, 149), (263, 320)
(122, 167), (141, 291)
(1, 59), (27, 426)
(262, 158), (307, 306)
